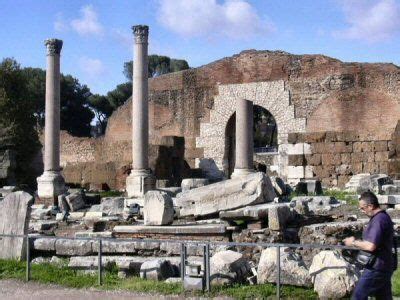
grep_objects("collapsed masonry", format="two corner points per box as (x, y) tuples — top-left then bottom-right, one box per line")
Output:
(2, 171), (400, 297)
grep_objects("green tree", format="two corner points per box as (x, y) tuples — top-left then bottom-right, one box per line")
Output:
(22, 68), (94, 137)
(59, 75), (94, 137)
(0, 58), (40, 186)
(123, 54), (190, 81)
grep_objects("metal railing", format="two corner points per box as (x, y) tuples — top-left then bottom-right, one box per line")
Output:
(0, 233), (374, 298)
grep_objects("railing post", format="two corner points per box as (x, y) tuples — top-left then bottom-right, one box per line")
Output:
(276, 245), (281, 299)
(205, 243), (210, 292)
(180, 243), (185, 282)
(26, 235), (30, 282)
(98, 239), (102, 285)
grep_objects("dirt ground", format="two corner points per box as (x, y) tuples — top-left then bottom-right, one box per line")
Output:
(0, 279), (183, 300)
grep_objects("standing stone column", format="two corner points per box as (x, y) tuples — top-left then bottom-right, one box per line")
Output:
(126, 25), (155, 197)
(232, 98), (254, 178)
(37, 39), (65, 204)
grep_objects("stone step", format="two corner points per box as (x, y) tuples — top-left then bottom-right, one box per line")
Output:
(113, 224), (227, 235)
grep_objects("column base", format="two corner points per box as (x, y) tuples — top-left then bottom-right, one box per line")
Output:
(126, 169), (155, 198)
(37, 171), (66, 205)
(231, 168), (254, 179)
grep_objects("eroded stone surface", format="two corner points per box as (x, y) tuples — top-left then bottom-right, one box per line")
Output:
(309, 250), (359, 299)
(177, 172), (276, 217)
(257, 247), (311, 287)
(0, 191), (33, 259)
(143, 191), (174, 226)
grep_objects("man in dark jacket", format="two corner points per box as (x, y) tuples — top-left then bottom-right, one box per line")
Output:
(343, 191), (395, 300)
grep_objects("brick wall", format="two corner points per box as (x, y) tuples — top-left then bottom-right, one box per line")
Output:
(287, 131), (392, 187)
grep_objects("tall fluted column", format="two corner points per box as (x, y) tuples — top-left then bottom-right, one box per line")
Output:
(37, 39), (66, 205)
(126, 25), (155, 197)
(232, 98), (254, 178)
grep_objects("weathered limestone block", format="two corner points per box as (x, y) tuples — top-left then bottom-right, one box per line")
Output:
(257, 247), (312, 287)
(219, 203), (290, 221)
(143, 191), (174, 225)
(140, 259), (175, 281)
(381, 184), (399, 195)
(268, 205), (293, 231)
(100, 197), (124, 215)
(0, 191), (33, 259)
(377, 195), (400, 205)
(309, 250), (359, 299)
(178, 172), (276, 217)
(65, 192), (85, 211)
(30, 207), (52, 220)
(181, 178), (209, 192)
(55, 239), (93, 256)
(33, 237), (57, 251)
(291, 196), (340, 213)
(210, 250), (251, 285)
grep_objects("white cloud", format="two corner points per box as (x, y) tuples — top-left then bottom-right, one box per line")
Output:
(79, 57), (105, 77)
(334, 0), (400, 42)
(71, 5), (103, 36)
(157, 0), (274, 40)
(54, 13), (68, 32)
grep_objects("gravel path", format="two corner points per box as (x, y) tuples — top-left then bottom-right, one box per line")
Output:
(0, 279), (185, 300)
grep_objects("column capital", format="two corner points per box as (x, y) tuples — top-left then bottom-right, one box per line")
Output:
(44, 39), (63, 56)
(132, 25), (149, 44)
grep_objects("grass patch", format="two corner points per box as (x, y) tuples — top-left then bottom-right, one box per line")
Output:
(323, 189), (359, 206)
(392, 268), (400, 296)
(0, 259), (318, 298)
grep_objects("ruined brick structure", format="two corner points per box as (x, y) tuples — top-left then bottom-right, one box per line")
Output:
(59, 50), (400, 188)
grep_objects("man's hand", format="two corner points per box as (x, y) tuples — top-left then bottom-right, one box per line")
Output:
(343, 236), (355, 246)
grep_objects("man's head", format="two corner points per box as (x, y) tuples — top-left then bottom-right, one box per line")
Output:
(359, 191), (380, 217)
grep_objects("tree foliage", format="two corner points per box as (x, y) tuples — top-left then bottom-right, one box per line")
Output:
(0, 58), (40, 185)
(22, 68), (94, 137)
(123, 55), (189, 81)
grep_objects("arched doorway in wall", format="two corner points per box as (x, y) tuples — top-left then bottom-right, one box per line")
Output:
(224, 105), (278, 178)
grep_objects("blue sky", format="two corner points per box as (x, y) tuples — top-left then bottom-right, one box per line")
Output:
(1, 0), (400, 95)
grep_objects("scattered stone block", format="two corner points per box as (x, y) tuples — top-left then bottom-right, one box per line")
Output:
(377, 195), (400, 205)
(257, 247), (312, 287)
(381, 184), (399, 195)
(165, 277), (182, 284)
(30, 207), (52, 220)
(268, 205), (293, 231)
(0, 191), (33, 259)
(33, 237), (57, 252)
(100, 197), (124, 215)
(68, 212), (85, 220)
(31, 220), (58, 232)
(296, 180), (322, 195)
(181, 178), (209, 192)
(143, 191), (174, 226)
(309, 250), (359, 299)
(55, 239), (93, 256)
(58, 194), (69, 212)
(291, 196), (340, 213)
(184, 277), (204, 290)
(210, 250), (251, 285)
(140, 259), (175, 281)
(219, 203), (290, 221)
(84, 211), (105, 221)
(65, 192), (85, 211)
(177, 172), (276, 217)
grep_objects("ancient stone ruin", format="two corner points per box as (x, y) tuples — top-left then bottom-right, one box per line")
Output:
(1, 24), (400, 299)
